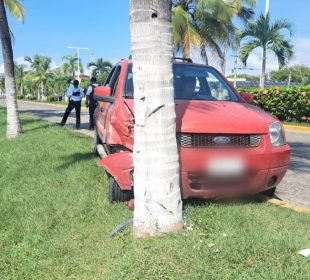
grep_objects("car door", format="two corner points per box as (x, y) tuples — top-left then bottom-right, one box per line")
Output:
(99, 65), (122, 143)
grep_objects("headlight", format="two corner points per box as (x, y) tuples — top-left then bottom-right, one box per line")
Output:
(269, 122), (285, 147)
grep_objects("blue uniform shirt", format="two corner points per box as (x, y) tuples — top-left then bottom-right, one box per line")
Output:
(66, 85), (84, 102)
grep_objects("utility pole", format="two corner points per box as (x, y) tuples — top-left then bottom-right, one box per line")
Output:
(265, 0), (270, 16)
(231, 53), (239, 87)
(288, 70), (292, 87)
(260, 0), (270, 88)
(67, 46), (89, 81)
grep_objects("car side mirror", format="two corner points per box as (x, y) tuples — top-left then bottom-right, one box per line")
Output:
(94, 86), (115, 103)
(240, 93), (254, 104)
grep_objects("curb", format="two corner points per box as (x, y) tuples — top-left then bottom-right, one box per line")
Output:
(18, 100), (89, 112)
(283, 124), (310, 133)
(258, 195), (310, 214)
(19, 100), (67, 108)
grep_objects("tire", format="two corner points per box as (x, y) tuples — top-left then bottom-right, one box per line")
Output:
(261, 187), (276, 198)
(108, 176), (133, 203)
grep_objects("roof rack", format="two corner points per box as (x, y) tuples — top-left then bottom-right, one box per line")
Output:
(173, 57), (193, 63)
(127, 55), (193, 63)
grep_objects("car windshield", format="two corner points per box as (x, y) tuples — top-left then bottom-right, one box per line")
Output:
(125, 63), (240, 102)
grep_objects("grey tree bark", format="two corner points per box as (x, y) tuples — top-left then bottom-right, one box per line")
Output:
(0, 0), (21, 138)
(260, 47), (266, 89)
(130, 0), (183, 237)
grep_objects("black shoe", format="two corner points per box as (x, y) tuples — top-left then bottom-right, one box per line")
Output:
(88, 126), (94, 131)
(57, 122), (65, 127)
(76, 125), (81, 130)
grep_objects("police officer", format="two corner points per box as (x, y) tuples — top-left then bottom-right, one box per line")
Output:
(60, 80), (84, 129)
(85, 77), (99, 130)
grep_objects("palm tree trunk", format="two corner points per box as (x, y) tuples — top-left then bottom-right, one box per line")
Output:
(221, 42), (228, 75)
(21, 79), (23, 97)
(130, 0), (183, 237)
(0, 0), (21, 138)
(260, 47), (266, 89)
(200, 43), (208, 65)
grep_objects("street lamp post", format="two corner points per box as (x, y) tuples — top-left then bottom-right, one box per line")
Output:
(67, 46), (89, 81)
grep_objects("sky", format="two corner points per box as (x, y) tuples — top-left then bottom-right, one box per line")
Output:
(1, 0), (310, 76)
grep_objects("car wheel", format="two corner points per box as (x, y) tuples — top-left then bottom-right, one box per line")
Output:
(108, 176), (133, 203)
(261, 187), (276, 198)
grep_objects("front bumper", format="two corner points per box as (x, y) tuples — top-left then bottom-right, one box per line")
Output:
(179, 135), (291, 199)
(181, 165), (289, 199)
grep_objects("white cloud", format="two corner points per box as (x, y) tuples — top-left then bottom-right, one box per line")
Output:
(290, 37), (310, 66)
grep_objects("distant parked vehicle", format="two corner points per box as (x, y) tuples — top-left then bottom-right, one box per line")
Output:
(93, 58), (291, 202)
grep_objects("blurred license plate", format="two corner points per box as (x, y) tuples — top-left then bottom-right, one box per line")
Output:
(207, 158), (244, 177)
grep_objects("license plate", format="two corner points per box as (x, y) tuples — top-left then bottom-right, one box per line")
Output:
(207, 157), (245, 177)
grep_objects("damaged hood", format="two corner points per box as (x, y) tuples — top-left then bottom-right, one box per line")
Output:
(124, 99), (275, 135)
(175, 100), (275, 134)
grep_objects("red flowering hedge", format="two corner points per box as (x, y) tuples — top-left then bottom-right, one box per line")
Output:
(238, 86), (310, 122)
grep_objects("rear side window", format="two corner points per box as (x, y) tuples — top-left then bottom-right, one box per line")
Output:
(125, 64), (134, 98)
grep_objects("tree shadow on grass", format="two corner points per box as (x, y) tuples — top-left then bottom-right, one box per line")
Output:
(57, 152), (96, 170)
(183, 194), (267, 209)
(20, 119), (55, 133)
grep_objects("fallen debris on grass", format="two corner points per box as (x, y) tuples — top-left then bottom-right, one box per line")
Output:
(299, 249), (310, 257)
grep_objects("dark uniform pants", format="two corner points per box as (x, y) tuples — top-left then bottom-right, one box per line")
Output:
(89, 101), (97, 129)
(61, 100), (81, 128)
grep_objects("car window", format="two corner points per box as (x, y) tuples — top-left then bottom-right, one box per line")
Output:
(125, 64), (240, 102)
(104, 66), (116, 86)
(125, 65), (134, 98)
(206, 72), (230, 101)
(110, 66), (121, 96)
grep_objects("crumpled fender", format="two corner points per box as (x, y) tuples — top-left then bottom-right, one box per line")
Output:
(98, 151), (133, 190)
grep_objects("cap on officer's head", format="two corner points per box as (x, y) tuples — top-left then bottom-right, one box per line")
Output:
(90, 77), (97, 83)
(73, 80), (79, 86)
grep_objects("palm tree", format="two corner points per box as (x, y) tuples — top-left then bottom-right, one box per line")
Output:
(172, 0), (257, 66)
(172, 0), (200, 59)
(130, 0), (183, 237)
(87, 58), (112, 84)
(0, 0), (24, 138)
(50, 68), (70, 101)
(15, 63), (27, 97)
(62, 54), (83, 78)
(240, 13), (293, 89)
(25, 55), (54, 100)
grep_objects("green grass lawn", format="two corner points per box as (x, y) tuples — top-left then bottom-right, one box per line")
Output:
(0, 108), (309, 280)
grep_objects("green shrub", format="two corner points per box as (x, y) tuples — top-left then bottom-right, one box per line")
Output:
(238, 86), (310, 122)
(47, 96), (57, 102)
(26, 96), (37, 100)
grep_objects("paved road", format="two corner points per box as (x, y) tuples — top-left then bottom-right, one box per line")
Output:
(276, 131), (310, 209)
(1, 100), (309, 209)
(0, 100), (94, 137)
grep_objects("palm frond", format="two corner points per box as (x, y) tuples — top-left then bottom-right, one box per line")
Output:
(4, 0), (25, 21)
(240, 39), (261, 65)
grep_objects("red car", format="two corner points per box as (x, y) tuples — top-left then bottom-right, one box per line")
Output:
(94, 59), (290, 202)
